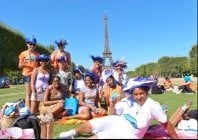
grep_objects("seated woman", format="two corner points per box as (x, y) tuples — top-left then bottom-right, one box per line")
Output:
(62, 71), (107, 120)
(101, 69), (124, 112)
(59, 77), (178, 139)
(71, 67), (85, 99)
(39, 76), (68, 119)
(177, 73), (196, 93)
(163, 77), (174, 92)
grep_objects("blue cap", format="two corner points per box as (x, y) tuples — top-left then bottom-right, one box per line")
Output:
(123, 77), (155, 93)
(37, 54), (50, 61)
(73, 67), (83, 74)
(55, 39), (68, 46)
(84, 71), (96, 82)
(90, 55), (104, 64)
(112, 60), (127, 68)
(25, 37), (37, 44)
(57, 56), (67, 62)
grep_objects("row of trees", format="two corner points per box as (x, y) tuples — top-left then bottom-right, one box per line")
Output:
(127, 44), (197, 78)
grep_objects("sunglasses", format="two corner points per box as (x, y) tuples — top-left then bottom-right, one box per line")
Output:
(39, 59), (49, 62)
(29, 43), (36, 46)
(53, 80), (59, 83)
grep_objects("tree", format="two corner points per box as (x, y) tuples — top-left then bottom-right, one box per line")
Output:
(189, 44), (198, 76)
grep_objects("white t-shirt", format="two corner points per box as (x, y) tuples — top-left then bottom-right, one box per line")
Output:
(115, 96), (167, 138)
(112, 71), (128, 87)
(73, 79), (85, 92)
(89, 96), (167, 139)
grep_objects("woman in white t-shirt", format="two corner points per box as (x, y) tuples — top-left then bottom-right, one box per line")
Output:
(59, 77), (179, 139)
(71, 68), (85, 98)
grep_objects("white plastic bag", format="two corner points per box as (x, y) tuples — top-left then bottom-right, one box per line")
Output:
(0, 127), (35, 139)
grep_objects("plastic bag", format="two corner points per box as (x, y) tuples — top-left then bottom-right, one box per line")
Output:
(0, 127), (35, 139)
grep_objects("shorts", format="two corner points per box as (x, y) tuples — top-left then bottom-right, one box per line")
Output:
(89, 115), (136, 139)
(23, 76), (31, 84)
(30, 92), (45, 101)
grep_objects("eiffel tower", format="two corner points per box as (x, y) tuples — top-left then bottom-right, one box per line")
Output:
(102, 15), (113, 70)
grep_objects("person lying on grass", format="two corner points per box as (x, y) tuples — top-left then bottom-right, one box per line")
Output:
(59, 77), (179, 139)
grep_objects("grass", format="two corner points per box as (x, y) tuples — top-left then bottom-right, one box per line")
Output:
(0, 84), (197, 138)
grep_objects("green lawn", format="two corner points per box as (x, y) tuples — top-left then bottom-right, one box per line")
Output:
(0, 85), (197, 138)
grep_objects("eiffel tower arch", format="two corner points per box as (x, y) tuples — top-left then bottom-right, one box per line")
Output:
(102, 15), (113, 70)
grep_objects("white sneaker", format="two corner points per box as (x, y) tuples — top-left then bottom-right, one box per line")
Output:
(59, 129), (76, 139)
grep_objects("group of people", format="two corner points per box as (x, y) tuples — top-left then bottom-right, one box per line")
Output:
(148, 74), (196, 95)
(18, 37), (71, 119)
(162, 74), (196, 94)
(18, 36), (129, 120)
(17, 36), (181, 139)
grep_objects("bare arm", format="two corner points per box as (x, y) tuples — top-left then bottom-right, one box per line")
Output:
(78, 91), (93, 109)
(18, 55), (27, 69)
(161, 121), (179, 139)
(95, 91), (101, 108)
(43, 87), (64, 106)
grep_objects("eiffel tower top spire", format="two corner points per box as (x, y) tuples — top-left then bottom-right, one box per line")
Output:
(102, 14), (113, 69)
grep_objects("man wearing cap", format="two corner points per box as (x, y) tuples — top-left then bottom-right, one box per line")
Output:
(50, 39), (71, 72)
(18, 37), (40, 108)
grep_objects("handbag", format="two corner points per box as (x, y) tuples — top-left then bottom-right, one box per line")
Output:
(64, 97), (78, 116)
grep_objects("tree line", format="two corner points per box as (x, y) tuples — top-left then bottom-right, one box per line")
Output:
(127, 44), (197, 78)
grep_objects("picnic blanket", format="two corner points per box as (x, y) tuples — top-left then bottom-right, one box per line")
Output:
(56, 118), (86, 125)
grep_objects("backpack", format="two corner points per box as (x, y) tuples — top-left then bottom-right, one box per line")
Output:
(12, 115), (41, 139)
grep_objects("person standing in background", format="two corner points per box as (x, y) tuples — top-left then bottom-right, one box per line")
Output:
(30, 54), (51, 115)
(90, 55), (104, 100)
(90, 55), (104, 84)
(18, 37), (40, 108)
(112, 59), (128, 88)
(50, 39), (71, 73)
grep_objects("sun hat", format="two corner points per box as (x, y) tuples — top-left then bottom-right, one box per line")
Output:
(90, 55), (104, 64)
(123, 77), (155, 93)
(55, 39), (68, 46)
(37, 54), (50, 61)
(101, 68), (115, 82)
(73, 67), (84, 74)
(84, 71), (96, 82)
(25, 37), (37, 44)
(112, 60), (127, 68)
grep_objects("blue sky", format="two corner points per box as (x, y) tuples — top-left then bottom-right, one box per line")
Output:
(0, 0), (197, 71)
